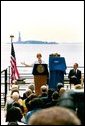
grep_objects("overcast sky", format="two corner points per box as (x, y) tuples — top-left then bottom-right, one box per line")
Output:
(1, 1), (84, 43)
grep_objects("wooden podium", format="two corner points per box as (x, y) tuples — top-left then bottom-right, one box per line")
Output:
(32, 64), (49, 96)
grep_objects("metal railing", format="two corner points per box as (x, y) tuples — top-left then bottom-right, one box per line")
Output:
(1, 69), (7, 106)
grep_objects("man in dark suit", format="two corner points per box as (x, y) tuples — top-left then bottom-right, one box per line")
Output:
(68, 63), (81, 85)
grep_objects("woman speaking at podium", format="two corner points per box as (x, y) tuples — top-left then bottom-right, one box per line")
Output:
(21, 53), (48, 96)
(21, 53), (44, 66)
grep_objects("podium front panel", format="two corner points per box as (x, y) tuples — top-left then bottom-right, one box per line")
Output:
(49, 57), (67, 72)
(34, 75), (47, 96)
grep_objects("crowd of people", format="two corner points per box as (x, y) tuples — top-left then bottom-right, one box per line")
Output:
(3, 81), (84, 125)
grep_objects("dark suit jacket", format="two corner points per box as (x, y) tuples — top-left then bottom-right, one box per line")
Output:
(68, 69), (81, 84)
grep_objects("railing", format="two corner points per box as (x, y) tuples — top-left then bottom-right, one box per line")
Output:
(1, 69), (7, 107)
(1, 66), (84, 107)
(7, 66), (84, 84)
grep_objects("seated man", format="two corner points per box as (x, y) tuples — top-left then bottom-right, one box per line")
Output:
(68, 63), (81, 85)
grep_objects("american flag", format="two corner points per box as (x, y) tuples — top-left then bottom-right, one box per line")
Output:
(10, 42), (20, 83)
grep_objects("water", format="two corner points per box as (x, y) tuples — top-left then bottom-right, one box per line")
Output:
(1, 43), (84, 73)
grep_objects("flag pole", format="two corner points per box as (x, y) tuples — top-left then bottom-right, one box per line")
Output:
(10, 35), (14, 85)
(10, 34), (20, 84)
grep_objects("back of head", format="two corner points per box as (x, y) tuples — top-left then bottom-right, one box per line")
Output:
(48, 88), (54, 97)
(12, 102), (24, 113)
(57, 83), (64, 92)
(52, 91), (59, 100)
(28, 84), (35, 92)
(40, 85), (48, 93)
(59, 87), (66, 96)
(25, 88), (32, 97)
(6, 106), (22, 122)
(28, 106), (81, 125)
(29, 98), (44, 110)
(57, 91), (76, 111)
(27, 93), (37, 101)
(11, 92), (19, 101)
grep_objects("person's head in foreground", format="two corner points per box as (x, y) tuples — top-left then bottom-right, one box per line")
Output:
(6, 106), (22, 122)
(28, 106), (81, 125)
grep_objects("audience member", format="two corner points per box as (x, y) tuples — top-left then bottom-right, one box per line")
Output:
(25, 93), (37, 110)
(28, 106), (81, 125)
(68, 63), (81, 85)
(28, 83), (35, 93)
(6, 106), (22, 122)
(58, 87), (66, 96)
(38, 85), (48, 98)
(11, 92), (25, 114)
(56, 83), (64, 92)
(73, 89), (84, 125)
(57, 90), (76, 111)
(24, 98), (44, 124)
(39, 88), (54, 108)
(22, 88), (32, 100)
(46, 91), (59, 108)
(5, 106), (26, 125)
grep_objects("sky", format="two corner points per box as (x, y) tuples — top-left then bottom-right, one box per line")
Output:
(1, 1), (84, 43)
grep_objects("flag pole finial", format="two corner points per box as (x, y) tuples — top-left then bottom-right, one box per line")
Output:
(10, 35), (14, 43)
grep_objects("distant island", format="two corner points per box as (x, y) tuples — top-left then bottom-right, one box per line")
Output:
(7, 32), (82, 44)
(9, 40), (58, 44)
(7, 33), (58, 44)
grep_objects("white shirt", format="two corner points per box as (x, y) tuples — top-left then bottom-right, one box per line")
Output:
(34, 60), (45, 64)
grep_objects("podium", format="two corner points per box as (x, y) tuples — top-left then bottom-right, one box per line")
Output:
(32, 64), (49, 95)
(49, 56), (67, 90)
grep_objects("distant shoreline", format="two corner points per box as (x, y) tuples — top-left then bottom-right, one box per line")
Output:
(6, 41), (82, 44)
(6, 40), (58, 44)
